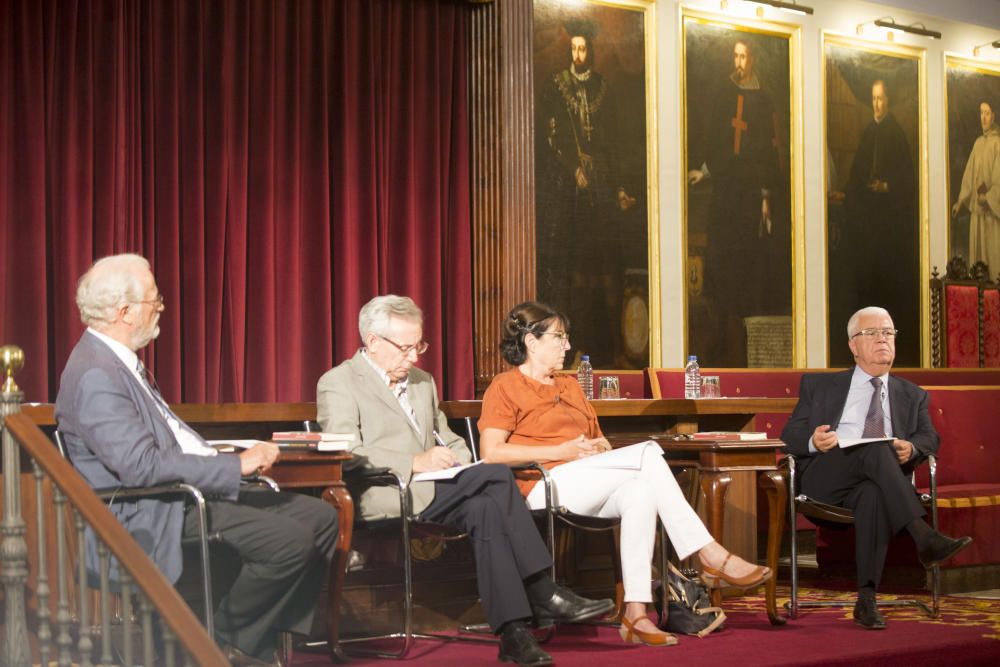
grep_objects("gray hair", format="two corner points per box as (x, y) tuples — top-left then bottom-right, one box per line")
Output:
(76, 254), (150, 327)
(358, 295), (423, 341)
(847, 306), (891, 338)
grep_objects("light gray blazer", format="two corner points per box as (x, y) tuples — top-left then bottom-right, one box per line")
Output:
(54, 331), (241, 583)
(316, 351), (471, 519)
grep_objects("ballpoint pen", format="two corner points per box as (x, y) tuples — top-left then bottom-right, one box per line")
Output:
(432, 429), (461, 467)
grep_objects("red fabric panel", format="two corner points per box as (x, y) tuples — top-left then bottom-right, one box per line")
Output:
(756, 412), (790, 439)
(894, 369), (1000, 384)
(921, 388), (1000, 487)
(652, 370), (683, 398)
(652, 368), (1000, 401)
(652, 369), (811, 399)
(983, 288), (1000, 368)
(817, 502), (1000, 569)
(944, 284), (980, 367)
(592, 371), (649, 399)
(932, 483), (1000, 498)
(0, 0), (473, 402)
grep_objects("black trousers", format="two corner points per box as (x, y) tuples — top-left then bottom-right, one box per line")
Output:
(183, 488), (339, 659)
(800, 442), (924, 590)
(419, 463), (553, 631)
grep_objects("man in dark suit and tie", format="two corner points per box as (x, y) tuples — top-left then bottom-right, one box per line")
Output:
(55, 254), (338, 665)
(317, 295), (614, 666)
(782, 306), (971, 629)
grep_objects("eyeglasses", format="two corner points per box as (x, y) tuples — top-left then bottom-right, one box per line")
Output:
(378, 335), (429, 356)
(851, 327), (898, 340)
(539, 331), (570, 344)
(133, 294), (164, 307)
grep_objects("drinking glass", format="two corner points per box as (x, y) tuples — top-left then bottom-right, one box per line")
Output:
(599, 375), (620, 400)
(700, 376), (721, 399)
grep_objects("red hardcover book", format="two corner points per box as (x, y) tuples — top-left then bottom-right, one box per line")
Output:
(690, 431), (768, 441)
(271, 431), (321, 442)
(271, 431), (353, 451)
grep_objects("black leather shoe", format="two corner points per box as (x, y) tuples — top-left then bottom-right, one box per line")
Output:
(498, 623), (553, 666)
(918, 533), (972, 569)
(852, 596), (886, 630)
(224, 646), (280, 667)
(531, 585), (615, 628)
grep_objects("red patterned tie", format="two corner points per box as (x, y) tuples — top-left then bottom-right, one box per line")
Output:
(862, 377), (886, 438)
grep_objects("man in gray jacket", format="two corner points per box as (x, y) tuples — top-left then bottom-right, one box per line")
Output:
(55, 254), (337, 666)
(317, 295), (613, 667)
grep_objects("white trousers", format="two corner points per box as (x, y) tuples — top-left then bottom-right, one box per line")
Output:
(525, 446), (713, 603)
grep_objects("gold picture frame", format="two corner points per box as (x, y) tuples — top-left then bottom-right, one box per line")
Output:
(681, 7), (804, 367)
(533, 0), (659, 370)
(822, 33), (928, 367)
(944, 54), (1000, 278)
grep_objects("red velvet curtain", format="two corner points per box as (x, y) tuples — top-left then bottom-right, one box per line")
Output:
(0, 0), (473, 402)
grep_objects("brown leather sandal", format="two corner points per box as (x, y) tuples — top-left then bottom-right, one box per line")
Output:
(700, 553), (772, 590)
(619, 615), (679, 646)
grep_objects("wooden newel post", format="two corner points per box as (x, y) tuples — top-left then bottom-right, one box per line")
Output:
(1, 344), (30, 667)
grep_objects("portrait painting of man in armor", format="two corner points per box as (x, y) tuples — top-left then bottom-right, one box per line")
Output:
(533, 0), (655, 369)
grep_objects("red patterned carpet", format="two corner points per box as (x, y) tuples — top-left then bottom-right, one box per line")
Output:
(293, 587), (1000, 666)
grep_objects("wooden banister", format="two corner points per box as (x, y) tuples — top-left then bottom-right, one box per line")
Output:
(3, 412), (228, 666)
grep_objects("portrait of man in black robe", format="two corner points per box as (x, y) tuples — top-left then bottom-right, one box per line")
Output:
(685, 23), (793, 367)
(826, 44), (921, 367)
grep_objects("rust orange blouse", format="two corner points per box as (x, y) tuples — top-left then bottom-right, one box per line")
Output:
(479, 369), (603, 496)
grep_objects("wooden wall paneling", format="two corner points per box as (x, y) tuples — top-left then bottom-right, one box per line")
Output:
(469, 0), (536, 395)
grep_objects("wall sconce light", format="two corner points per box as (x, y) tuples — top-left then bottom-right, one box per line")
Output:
(747, 0), (814, 16)
(973, 40), (1000, 58)
(857, 17), (941, 41)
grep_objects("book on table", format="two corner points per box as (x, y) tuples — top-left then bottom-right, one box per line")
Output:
(270, 431), (354, 451)
(690, 431), (768, 441)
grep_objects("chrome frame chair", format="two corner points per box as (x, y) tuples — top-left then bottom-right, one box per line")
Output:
(784, 453), (939, 619)
(302, 421), (496, 659)
(53, 430), (281, 641)
(461, 417), (674, 626)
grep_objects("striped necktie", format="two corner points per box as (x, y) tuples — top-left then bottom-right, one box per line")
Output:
(862, 377), (887, 438)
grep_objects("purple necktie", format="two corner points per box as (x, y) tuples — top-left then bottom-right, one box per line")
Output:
(862, 377), (887, 438)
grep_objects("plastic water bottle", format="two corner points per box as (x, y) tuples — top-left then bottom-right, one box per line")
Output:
(684, 355), (701, 399)
(577, 355), (594, 400)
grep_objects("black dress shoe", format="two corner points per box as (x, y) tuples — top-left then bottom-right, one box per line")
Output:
(531, 585), (615, 628)
(498, 623), (553, 666)
(918, 533), (973, 569)
(224, 646), (279, 667)
(852, 596), (886, 630)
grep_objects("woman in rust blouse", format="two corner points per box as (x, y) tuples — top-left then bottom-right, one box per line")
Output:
(479, 302), (770, 647)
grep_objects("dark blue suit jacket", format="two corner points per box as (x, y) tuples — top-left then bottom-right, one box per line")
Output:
(781, 368), (939, 475)
(55, 331), (241, 582)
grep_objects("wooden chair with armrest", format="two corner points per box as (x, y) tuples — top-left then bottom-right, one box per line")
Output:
(783, 452), (939, 618)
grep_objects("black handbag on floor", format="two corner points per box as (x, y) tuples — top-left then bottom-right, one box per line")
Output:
(655, 563), (726, 637)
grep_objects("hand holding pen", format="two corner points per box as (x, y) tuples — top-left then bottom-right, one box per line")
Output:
(433, 429), (461, 468)
(412, 430), (459, 473)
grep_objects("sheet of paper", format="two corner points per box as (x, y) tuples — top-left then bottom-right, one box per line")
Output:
(838, 437), (894, 449)
(561, 441), (658, 471)
(207, 439), (259, 450)
(412, 460), (483, 482)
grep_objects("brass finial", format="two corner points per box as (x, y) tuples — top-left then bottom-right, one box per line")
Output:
(0, 345), (24, 394)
